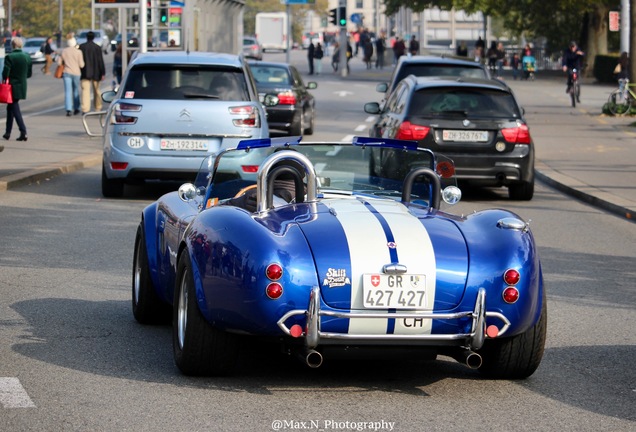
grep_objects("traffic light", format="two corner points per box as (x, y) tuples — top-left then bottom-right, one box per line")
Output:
(147, 1), (153, 25)
(329, 8), (338, 26)
(160, 7), (168, 24)
(338, 6), (347, 26)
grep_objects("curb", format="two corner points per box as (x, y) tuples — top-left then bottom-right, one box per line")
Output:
(535, 161), (635, 223)
(0, 152), (102, 192)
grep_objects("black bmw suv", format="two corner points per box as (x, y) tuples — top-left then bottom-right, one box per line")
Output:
(365, 75), (535, 200)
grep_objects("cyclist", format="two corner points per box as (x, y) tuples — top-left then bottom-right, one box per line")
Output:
(562, 41), (584, 98)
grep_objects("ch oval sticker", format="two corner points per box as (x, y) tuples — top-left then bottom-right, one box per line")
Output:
(127, 137), (145, 149)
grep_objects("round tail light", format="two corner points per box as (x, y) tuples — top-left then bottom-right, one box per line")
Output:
(503, 269), (520, 285)
(266, 282), (283, 299)
(266, 263), (283, 281)
(503, 287), (520, 304)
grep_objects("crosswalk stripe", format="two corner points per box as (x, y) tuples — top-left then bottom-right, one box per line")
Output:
(0, 378), (36, 408)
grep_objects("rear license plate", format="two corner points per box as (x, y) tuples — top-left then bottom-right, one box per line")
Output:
(442, 130), (489, 142)
(362, 274), (428, 309)
(160, 139), (209, 151)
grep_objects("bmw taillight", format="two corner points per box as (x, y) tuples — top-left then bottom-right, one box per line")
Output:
(501, 124), (531, 144)
(229, 105), (260, 128)
(395, 121), (430, 140)
(277, 91), (296, 105)
(110, 102), (141, 125)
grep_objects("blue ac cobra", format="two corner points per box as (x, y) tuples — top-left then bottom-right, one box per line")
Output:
(132, 137), (546, 378)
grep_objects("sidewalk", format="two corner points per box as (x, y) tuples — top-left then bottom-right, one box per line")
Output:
(0, 55), (634, 224)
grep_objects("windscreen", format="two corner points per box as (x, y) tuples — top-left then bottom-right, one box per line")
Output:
(204, 144), (437, 203)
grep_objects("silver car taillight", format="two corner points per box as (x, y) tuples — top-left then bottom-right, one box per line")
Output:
(110, 102), (142, 125)
(229, 105), (260, 128)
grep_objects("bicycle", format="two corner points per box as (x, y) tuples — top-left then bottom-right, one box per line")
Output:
(568, 68), (581, 107)
(608, 78), (635, 115)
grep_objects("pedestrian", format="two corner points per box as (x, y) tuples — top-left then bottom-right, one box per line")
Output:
(375, 34), (386, 69)
(363, 39), (373, 69)
(456, 41), (468, 57)
(613, 51), (629, 82)
(495, 42), (506, 78)
(487, 41), (497, 75)
(307, 41), (315, 75)
(59, 35), (84, 116)
(408, 35), (420, 56)
(393, 36), (405, 63)
(2, 37), (32, 142)
(79, 31), (105, 114)
(474, 36), (485, 60)
(331, 42), (340, 72)
(510, 52), (521, 80)
(313, 42), (323, 75)
(41, 37), (55, 75)
(113, 42), (123, 85)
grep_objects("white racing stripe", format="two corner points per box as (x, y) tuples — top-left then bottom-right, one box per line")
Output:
(327, 199), (390, 334)
(327, 198), (437, 335)
(0, 378), (36, 408)
(369, 201), (437, 335)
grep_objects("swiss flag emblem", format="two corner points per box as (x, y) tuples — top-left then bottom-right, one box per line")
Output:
(371, 275), (381, 287)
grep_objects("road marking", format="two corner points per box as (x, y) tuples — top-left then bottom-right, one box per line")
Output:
(355, 124), (367, 132)
(365, 116), (375, 123)
(0, 378), (36, 408)
(334, 90), (353, 97)
(342, 134), (355, 142)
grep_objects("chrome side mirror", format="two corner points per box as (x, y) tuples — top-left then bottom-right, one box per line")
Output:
(442, 186), (462, 205)
(178, 183), (202, 202)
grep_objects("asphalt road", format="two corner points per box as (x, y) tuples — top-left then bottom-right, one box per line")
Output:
(0, 49), (635, 431)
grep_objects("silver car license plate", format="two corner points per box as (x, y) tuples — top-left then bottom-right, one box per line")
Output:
(362, 274), (428, 309)
(442, 130), (489, 142)
(160, 139), (209, 151)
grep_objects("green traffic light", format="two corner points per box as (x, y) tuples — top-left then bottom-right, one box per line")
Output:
(339, 18), (346, 26)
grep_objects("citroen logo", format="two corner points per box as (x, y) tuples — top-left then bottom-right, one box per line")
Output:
(179, 109), (192, 120)
(462, 119), (471, 127)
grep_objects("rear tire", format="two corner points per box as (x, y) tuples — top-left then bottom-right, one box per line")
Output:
(508, 181), (534, 200)
(478, 289), (547, 379)
(304, 107), (315, 135)
(289, 110), (303, 136)
(132, 224), (171, 324)
(570, 86), (576, 107)
(102, 165), (125, 198)
(172, 251), (239, 376)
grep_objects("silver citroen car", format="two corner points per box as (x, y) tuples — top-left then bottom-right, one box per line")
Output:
(100, 51), (270, 197)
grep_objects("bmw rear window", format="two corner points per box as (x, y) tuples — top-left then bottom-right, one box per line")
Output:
(409, 87), (521, 119)
(122, 65), (250, 101)
(395, 64), (487, 87)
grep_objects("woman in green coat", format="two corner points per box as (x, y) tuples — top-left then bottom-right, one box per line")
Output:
(2, 37), (32, 141)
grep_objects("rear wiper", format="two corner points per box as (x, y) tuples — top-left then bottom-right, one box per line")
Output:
(432, 110), (468, 117)
(183, 93), (220, 99)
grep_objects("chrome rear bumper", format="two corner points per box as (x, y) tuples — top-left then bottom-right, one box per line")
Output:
(277, 287), (511, 351)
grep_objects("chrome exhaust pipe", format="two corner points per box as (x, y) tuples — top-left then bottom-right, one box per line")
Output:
(452, 350), (483, 369)
(305, 349), (323, 368)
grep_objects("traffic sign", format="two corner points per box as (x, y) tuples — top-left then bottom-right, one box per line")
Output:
(609, 11), (620, 32)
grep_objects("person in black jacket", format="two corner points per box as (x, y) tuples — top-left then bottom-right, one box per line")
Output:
(2, 37), (32, 142)
(79, 31), (105, 113)
(41, 37), (55, 75)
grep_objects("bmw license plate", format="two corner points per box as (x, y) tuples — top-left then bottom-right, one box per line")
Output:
(160, 139), (209, 151)
(362, 274), (428, 309)
(442, 130), (489, 142)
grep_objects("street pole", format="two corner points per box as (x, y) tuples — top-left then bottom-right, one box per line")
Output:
(339, 0), (347, 77)
(59, 0), (63, 36)
(286, 3), (291, 64)
(620, 0), (630, 53)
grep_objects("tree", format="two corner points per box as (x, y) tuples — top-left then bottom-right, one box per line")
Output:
(382, 0), (618, 75)
(10, 0), (116, 38)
